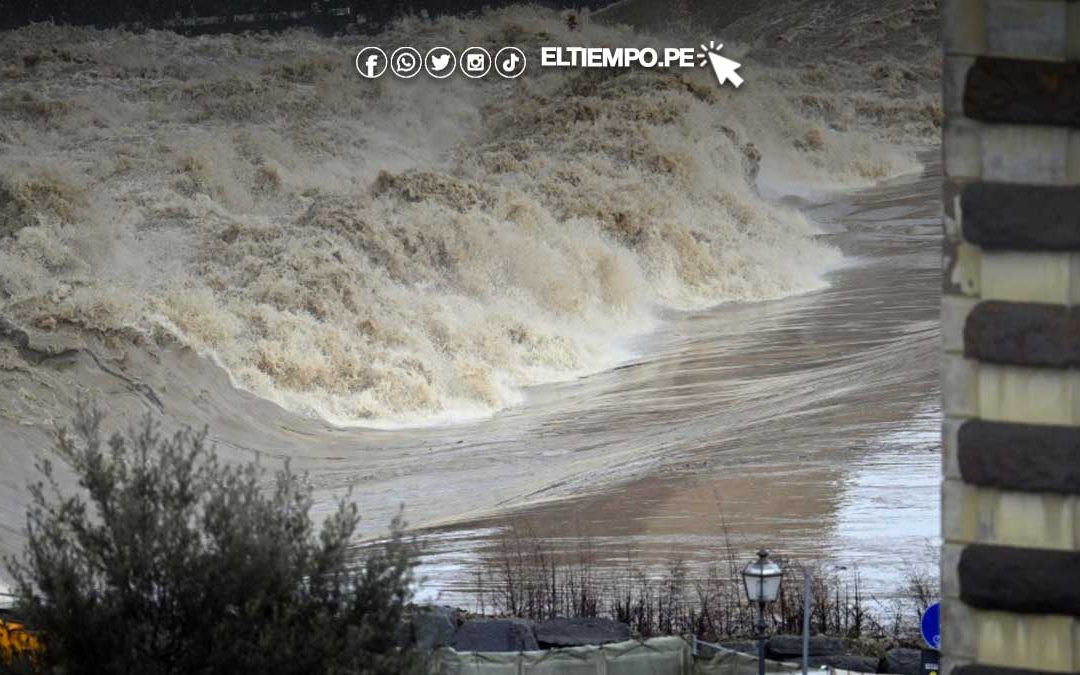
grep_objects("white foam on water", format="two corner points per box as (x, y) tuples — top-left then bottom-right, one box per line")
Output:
(0, 6), (938, 427)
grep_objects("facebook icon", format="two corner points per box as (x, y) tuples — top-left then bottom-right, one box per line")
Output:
(355, 47), (387, 79)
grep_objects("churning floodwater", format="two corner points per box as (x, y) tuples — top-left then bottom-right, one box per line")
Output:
(0, 0), (942, 596)
(414, 161), (942, 602)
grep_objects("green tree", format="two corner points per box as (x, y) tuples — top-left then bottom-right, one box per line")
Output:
(4, 404), (420, 675)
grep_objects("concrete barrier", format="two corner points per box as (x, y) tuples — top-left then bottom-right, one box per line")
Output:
(430, 636), (801, 675)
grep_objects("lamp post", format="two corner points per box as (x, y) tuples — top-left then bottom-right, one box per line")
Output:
(742, 549), (783, 675)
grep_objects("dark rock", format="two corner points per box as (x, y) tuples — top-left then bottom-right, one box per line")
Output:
(413, 610), (458, 650)
(961, 182), (1080, 251)
(811, 655), (879, 672)
(964, 57), (1080, 128)
(959, 419), (1080, 495)
(716, 641), (758, 656)
(395, 606), (458, 650)
(535, 617), (630, 647)
(964, 301), (1080, 369)
(960, 544), (1080, 616)
(697, 641), (758, 662)
(878, 647), (921, 675)
(451, 619), (539, 652)
(767, 634), (845, 659)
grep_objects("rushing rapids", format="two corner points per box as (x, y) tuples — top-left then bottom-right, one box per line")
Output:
(0, 0), (941, 591)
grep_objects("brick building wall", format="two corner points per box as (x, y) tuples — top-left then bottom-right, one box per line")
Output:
(943, 1), (1080, 672)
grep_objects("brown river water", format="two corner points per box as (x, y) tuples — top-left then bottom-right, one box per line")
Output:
(414, 160), (942, 602)
(1, 155), (941, 600)
(0, 4), (941, 603)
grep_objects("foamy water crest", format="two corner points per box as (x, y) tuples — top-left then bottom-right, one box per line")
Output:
(0, 7), (937, 426)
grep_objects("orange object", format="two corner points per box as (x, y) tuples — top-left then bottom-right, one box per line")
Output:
(0, 617), (42, 665)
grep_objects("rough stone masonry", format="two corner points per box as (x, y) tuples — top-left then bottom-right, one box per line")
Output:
(942, 0), (1080, 672)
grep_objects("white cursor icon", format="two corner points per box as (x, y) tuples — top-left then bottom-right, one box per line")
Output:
(699, 41), (744, 88)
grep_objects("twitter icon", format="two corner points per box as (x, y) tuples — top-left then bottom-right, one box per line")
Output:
(425, 47), (456, 79)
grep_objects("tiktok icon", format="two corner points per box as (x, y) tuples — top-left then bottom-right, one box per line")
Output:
(355, 47), (387, 79)
(494, 47), (526, 79)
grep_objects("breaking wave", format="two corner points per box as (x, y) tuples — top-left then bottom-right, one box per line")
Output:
(0, 4), (939, 426)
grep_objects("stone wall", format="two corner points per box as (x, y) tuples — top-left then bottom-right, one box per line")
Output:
(942, 1), (1080, 672)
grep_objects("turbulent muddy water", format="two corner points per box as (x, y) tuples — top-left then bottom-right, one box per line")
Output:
(418, 162), (942, 602)
(0, 0), (941, 595)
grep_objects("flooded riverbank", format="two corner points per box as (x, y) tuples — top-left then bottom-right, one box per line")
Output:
(0, 2), (940, 602)
(415, 161), (941, 602)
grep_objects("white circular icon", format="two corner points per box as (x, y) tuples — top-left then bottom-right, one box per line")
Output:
(459, 47), (491, 79)
(494, 47), (526, 79)
(355, 47), (387, 79)
(424, 46), (457, 79)
(390, 46), (423, 78)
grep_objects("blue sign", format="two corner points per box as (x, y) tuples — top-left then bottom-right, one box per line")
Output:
(920, 602), (941, 650)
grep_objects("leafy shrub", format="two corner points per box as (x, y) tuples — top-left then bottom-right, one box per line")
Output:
(4, 404), (419, 675)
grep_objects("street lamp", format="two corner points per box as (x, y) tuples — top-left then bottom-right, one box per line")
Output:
(742, 549), (783, 675)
